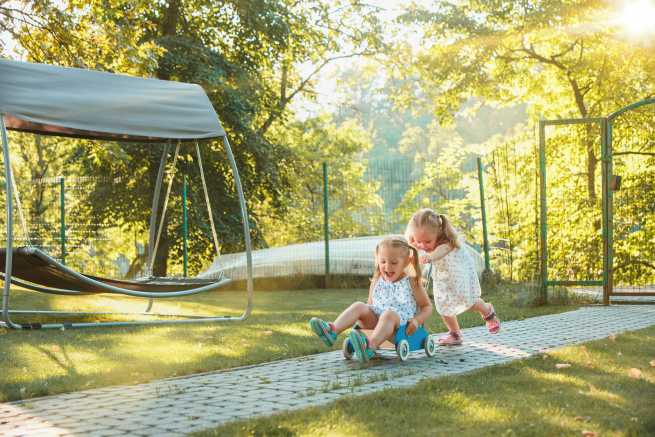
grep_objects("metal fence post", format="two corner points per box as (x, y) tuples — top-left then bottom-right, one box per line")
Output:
(182, 175), (188, 277)
(322, 162), (330, 287)
(538, 120), (548, 304)
(477, 157), (491, 273)
(59, 176), (66, 265)
(601, 118), (610, 305)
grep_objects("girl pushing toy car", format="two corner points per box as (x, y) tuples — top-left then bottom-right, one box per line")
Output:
(406, 208), (501, 346)
(309, 235), (433, 362)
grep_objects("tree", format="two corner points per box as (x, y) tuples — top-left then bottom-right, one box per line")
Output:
(332, 61), (528, 241)
(7, 0), (385, 275)
(398, 1), (655, 282)
(255, 115), (383, 246)
(402, 0), (655, 202)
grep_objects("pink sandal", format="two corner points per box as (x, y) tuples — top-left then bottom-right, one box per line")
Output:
(437, 331), (463, 346)
(483, 303), (501, 334)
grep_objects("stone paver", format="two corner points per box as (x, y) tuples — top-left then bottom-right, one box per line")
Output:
(2, 305), (655, 436)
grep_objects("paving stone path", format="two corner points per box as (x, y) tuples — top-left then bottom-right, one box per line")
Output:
(2, 305), (654, 436)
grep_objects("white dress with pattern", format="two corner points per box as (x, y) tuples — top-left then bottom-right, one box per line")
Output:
(431, 246), (481, 316)
(369, 276), (417, 325)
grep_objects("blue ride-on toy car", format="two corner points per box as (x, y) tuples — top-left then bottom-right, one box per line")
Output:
(342, 323), (437, 361)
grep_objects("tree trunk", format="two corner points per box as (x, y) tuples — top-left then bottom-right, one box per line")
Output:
(149, 0), (181, 276)
(153, 223), (171, 277)
(569, 78), (597, 205)
(157, 0), (181, 81)
(26, 135), (49, 246)
(147, 151), (172, 277)
(583, 123), (598, 204)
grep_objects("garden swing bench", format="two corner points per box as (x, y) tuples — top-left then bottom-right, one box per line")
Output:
(0, 58), (253, 329)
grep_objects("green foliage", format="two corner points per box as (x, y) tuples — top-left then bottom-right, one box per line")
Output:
(401, 1), (655, 121)
(611, 106), (655, 285)
(4, 0), (385, 276)
(256, 115), (384, 246)
(3, 0), (654, 286)
(396, 1), (655, 284)
(333, 61), (528, 238)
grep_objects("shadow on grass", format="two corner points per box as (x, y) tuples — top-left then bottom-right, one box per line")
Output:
(1, 284), (581, 403)
(0, 287), (366, 401)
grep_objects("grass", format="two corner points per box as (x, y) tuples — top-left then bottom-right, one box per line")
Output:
(197, 325), (655, 437)
(0, 281), (580, 402)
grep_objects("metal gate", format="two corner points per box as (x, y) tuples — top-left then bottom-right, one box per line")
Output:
(539, 98), (655, 304)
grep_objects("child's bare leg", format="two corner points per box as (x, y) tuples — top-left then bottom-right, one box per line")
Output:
(468, 298), (492, 316)
(438, 314), (463, 345)
(333, 302), (378, 334)
(469, 298), (501, 333)
(441, 314), (461, 333)
(368, 310), (400, 349)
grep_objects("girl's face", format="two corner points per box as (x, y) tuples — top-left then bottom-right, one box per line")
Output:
(377, 245), (410, 282)
(411, 226), (438, 252)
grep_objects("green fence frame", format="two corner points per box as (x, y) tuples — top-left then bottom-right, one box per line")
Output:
(476, 157), (491, 274)
(59, 176), (66, 265)
(322, 162), (330, 286)
(539, 98), (655, 305)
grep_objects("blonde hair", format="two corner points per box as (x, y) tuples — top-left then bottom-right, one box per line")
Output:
(372, 235), (422, 289)
(405, 208), (461, 249)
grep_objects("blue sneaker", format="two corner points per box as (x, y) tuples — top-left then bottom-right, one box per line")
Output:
(309, 317), (337, 346)
(348, 330), (375, 362)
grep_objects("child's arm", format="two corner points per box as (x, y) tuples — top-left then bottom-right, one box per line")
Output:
(427, 243), (454, 262)
(407, 280), (433, 335)
(367, 278), (377, 305)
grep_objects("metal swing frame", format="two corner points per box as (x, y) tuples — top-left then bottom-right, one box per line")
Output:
(1, 115), (254, 329)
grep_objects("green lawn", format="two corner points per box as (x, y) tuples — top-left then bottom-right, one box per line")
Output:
(1, 282), (579, 402)
(198, 325), (655, 437)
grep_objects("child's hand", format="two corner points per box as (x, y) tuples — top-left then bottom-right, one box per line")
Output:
(419, 255), (431, 264)
(405, 318), (419, 335)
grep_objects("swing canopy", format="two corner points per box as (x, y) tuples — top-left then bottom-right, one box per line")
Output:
(0, 58), (254, 329)
(0, 58), (225, 142)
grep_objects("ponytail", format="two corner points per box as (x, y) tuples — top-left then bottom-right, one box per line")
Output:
(438, 214), (461, 249)
(407, 244), (422, 290)
(407, 209), (461, 249)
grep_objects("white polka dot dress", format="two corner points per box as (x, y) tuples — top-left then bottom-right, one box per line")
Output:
(369, 276), (417, 325)
(431, 246), (481, 316)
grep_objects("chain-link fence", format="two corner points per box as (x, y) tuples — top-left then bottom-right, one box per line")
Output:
(0, 133), (515, 289)
(0, 175), (143, 279)
(609, 103), (655, 295)
(201, 156), (488, 287)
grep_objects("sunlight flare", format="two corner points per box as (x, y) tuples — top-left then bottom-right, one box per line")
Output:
(618, 0), (655, 37)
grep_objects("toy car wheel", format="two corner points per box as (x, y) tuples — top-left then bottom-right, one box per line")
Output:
(396, 339), (410, 361)
(342, 338), (353, 360)
(424, 335), (436, 357)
